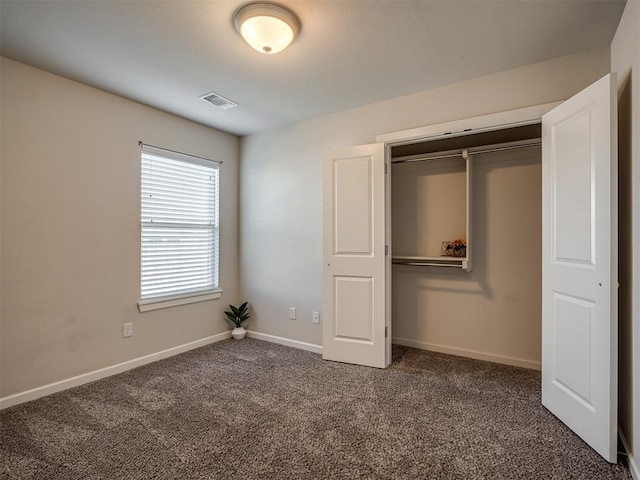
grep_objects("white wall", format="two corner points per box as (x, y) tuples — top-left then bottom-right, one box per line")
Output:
(0, 58), (240, 399)
(240, 48), (610, 359)
(611, 1), (640, 477)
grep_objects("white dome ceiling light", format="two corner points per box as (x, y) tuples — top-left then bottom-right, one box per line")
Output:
(233, 2), (300, 54)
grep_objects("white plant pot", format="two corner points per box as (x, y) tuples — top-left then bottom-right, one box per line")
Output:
(231, 326), (246, 340)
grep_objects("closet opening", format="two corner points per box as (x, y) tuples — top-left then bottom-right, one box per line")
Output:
(389, 123), (544, 370)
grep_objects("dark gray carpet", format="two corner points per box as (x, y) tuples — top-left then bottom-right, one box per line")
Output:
(0, 338), (632, 479)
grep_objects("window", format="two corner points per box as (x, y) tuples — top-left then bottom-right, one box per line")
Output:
(138, 144), (220, 311)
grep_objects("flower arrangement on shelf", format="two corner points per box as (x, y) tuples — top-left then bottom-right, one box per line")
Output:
(441, 239), (466, 258)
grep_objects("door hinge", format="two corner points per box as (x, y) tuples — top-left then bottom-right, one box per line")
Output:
(384, 162), (388, 174)
(385, 326), (388, 338)
(385, 245), (389, 256)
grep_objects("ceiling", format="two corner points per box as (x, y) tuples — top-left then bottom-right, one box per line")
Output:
(0, 1), (626, 136)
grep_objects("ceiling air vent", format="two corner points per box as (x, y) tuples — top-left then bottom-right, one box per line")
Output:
(199, 91), (238, 110)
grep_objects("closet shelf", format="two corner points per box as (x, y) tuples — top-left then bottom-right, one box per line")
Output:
(391, 138), (541, 165)
(392, 256), (470, 270)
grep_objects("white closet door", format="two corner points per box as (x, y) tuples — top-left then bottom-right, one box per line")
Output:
(542, 73), (617, 462)
(322, 144), (388, 368)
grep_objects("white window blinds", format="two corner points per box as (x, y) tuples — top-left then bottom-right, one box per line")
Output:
(140, 145), (220, 301)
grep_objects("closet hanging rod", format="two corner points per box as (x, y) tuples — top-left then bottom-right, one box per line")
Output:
(391, 138), (541, 165)
(392, 151), (463, 164)
(471, 138), (541, 156)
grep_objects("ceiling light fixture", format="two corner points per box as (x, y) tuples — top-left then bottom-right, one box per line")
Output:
(233, 2), (300, 54)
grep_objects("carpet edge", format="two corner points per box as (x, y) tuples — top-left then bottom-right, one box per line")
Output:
(246, 330), (322, 354)
(0, 331), (231, 410)
(393, 336), (542, 370)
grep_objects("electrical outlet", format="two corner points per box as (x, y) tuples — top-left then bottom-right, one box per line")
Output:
(289, 307), (296, 320)
(312, 311), (320, 324)
(123, 322), (133, 338)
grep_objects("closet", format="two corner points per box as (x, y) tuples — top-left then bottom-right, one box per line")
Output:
(389, 124), (544, 370)
(322, 73), (617, 462)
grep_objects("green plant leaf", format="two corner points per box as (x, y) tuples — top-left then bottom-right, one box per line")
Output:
(224, 302), (250, 327)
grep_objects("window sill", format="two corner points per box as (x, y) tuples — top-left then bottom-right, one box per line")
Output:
(138, 289), (222, 313)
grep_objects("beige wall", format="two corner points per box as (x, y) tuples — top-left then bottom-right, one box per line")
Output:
(240, 48), (610, 358)
(0, 58), (240, 398)
(611, 0), (640, 476)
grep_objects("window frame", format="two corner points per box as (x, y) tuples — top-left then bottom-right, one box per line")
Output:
(137, 144), (222, 312)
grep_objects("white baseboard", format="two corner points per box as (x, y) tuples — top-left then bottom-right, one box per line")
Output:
(0, 331), (231, 410)
(619, 427), (640, 479)
(244, 331), (539, 369)
(631, 455), (640, 480)
(246, 330), (322, 355)
(0, 332), (542, 410)
(393, 336), (542, 370)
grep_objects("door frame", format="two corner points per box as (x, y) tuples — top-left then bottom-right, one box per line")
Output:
(377, 101), (561, 358)
(377, 102), (561, 146)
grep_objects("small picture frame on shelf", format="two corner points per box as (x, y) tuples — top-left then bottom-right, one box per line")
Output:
(441, 239), (466, 257)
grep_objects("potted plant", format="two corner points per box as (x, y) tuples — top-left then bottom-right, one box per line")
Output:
(224, 302), (250, 340)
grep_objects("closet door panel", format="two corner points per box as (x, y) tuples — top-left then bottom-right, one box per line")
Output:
(334, 276), (373, 341)
(322, 144), (388, 368)
(333, 156), (373, 255)
(542, 73), (617, 463)
(553, 110), (594, 264)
